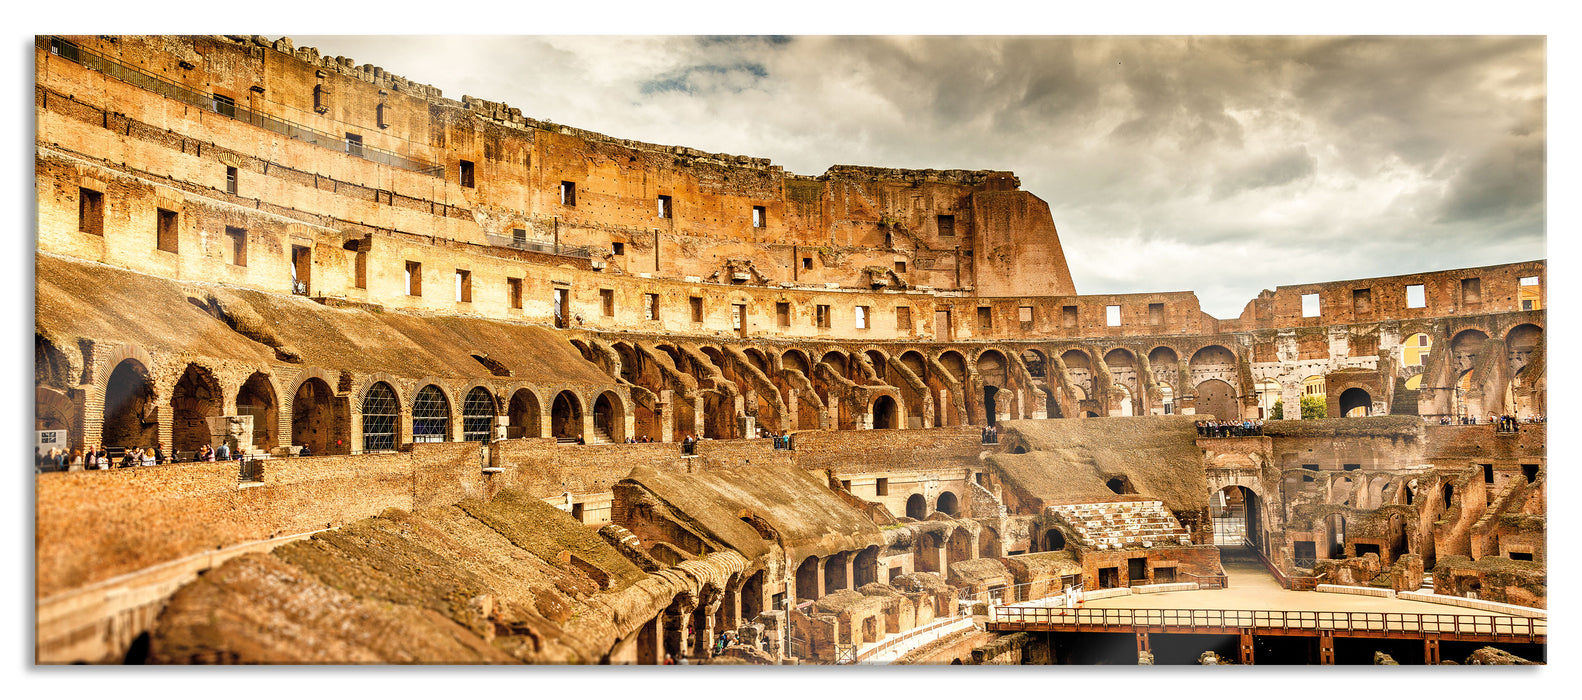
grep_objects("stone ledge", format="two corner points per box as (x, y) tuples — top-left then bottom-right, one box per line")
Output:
(1316, 583), (1393, 598)
(1396, 591), (1547, 618)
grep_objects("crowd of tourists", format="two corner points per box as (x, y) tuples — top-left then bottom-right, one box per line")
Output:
(981, 424), (1001, 444)
(1196, 419), (1264, 438)
(758, 428), (794, 450)
(35, 441), (258, 473)
(624, 435), (657, 443)
(1440, 413), (1545, 430)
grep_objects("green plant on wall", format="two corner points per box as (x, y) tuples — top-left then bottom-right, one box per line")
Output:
(1270, 402), (1283, 419)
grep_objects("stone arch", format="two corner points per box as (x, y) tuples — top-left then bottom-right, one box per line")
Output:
(1147, 345), (1179, 367)
(96, 343), (156, 390)
(978, 527), (1002, 559)
(1323, 513), (1348, 559)
(507, 386), (545, 439)
(235, 371), (279, 452)
(102, 357), (157, 449)
(1020, 349), (1047, 379)
(1111, 383), (1134, 417)
(899, 350), (928, 379)
(1210, 484), (1262, 548)
(823, 551), (850, 594)
(1339, 387), (1372, 417)
(171, 364), (223, 453)
(781, 348), (812, 377)
(1195, 378), (1238, 420)
(411, 384), (452, 443)
(870, 393), (900, 430)
(796, 556), (820, 601)
(1450, 329), (1490, 373)
(461, 386), (496, 442)
(1060, 348), (1092, 372)
(946, 527), (974, 570)
(360, 381), (401, 452)
(864, 349), (888, 382)
(551, 390), (584, 441)
(1042, 528), (1066, 552)
(291, 375), (343, 455)
(905, 493), (927, 520)
(936, 350), (967, 383)
(854, 546), (881, 588)
(936, 491), (959, 516)
(35, 334), (78, 438)
(593, 390), (626, 443)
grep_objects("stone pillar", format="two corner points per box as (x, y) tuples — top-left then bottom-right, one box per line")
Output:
(843, 557), (856, 593)
(814, 558), (828, 600)
(658, 389), (674, 442)
(1240, 630), (1255, 665)
(398, 408), (413, 449)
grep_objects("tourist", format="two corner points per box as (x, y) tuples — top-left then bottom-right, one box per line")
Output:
(298, 444), (311, 457)
(153, 443), (166, 465)
(216, 441), (231, 462)
(662, 654), (674, 665)
(141, 448), (156, 467)
(198, 444), (213, 462)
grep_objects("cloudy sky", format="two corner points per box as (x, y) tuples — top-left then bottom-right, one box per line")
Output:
(294, 34), (1545, 318)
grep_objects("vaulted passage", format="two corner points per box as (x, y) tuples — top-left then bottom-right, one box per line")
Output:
(235, 372), (277, 452)
(412, 385), (449, 443)
(361, 382), (399, 452)
(171, 365), (220, 454)
(551, 391), (583, 441)
(871, 394), (898, 429)
(508, 389), (541, 439)
(103, 359), (156, 449)
(291, 377), (343, 455)
(1195, 378), (1238, 421)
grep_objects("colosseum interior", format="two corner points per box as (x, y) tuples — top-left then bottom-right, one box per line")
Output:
(33, 35), (1546, 667)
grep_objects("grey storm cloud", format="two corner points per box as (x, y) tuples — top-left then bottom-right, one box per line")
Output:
(291, 35), (1544, 318)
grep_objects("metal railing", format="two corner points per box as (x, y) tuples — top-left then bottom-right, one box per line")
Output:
(238, 458), (265, 483)
(988, 607), (1545, 641)
(41, 36), (444, 177)
(853, 616), (974, 664)
(482, 233), (598, 259)
(1178, 571), (1227, 589)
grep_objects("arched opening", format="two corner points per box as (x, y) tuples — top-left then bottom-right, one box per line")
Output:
(462, 387), (495, 442)
(854, 546), (880, 588)
(35, 336), (76, 439)
(936, 491), (959, 517)
(865, 350), (887, 382)
(740, 570), (765, 622)
(593, 391), (624, 443)
(946, 528), (973, 570)
(823, 552), (850, 593)
(103, 359), (156, 450)
(1323, 513), (1347, 559)
(171, 364), (222, 454)
(1450, 329), (1490, 372)
(507, 388), (542, 439)
(411, 384), (450, 443)
(871, 394), (898, 429)
(361, 382), (399, 452)
(1112, 383), (1134, 417)
(905, 493), (926, 520)
(291, 377), (342, 456)
(1339, 387), (1372, 417)
(1042, 528), (1066, 552)
(796, 556), (820, 601)
(551, 391), (583, 441)
(1021, 350), (1047, 379)
(915, 531), (942, 573)
(1454, 370), (1474, 422)
(978, 527), (1001, 559)
(1194, 378), (1238, 421)
(1211, 485), (1261, 548)
(235, 372), (278, 452)
(1106, 477), (1130, 495)
(938, 351), (966, 384)
(1158, 383), (1174, 415)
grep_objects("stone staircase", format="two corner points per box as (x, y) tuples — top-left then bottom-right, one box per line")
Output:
(1049, 500), (1191, 550)
(588, 426), (613, 445)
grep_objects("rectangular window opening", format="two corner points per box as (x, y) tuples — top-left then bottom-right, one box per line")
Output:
(512, 227), (527, 245)
(977, 306), (993, 330)
(855, 305), (869, 330)
(345, 133), (364, 158)
(456, 269), (472, 303)
(1301, 293), (1321, 318)
(1352, 288), (1372, 315)
(937, 214), (956, 238)
(78, 188), (104, 236)
(1483, 463), (1495, 484)
(1461, 277), (1482, 305)
(644, 293), (660, 320)
(1148, 302), (1164, 325)
(816, 305), (831, 329)
(732, 303), (747, 334)
(508, 278), (523, 309)
(459, 160), (475, 188)
(353, 250), (367, 289)
(156, 209), (179, 252)
(1019, 306), (1034, 327)
(405, 261), (422, 296)
(612, 241), (625, 256)
(600, 289), (615, 317)
(226, 226), (247, 267)
(896, 306), (912, 334)
(212, 93), (236, 119)
(560, 181), (577, 206)
(1405, 284), (1426, 309)
(1509, 551), (1534, 562)
(690, 296), (704, 323)
(291, 245), (311, 295)
(1062, 305), (1078, 328)
(875, 478), (889, 496)
(895, 261), (907, 273)
(776, 302), (790, 327)
(226, 167), (238, 195)
(752, 205), (766, 228)
(802, 257), (813, 270)
(1105, 305), (1121, 327)
(657, 195), (672, 219)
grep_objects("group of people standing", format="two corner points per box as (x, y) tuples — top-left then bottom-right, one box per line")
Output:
(1196, 419), (1264, 438)
(758, 428), (793, 450)
(981, 424), (1001, 444)
(34, 441), (248, 473)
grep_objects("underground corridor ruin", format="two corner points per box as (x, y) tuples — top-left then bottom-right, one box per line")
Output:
(33, 35), (1546, 665)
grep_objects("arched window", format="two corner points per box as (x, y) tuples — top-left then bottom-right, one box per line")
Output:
(462, 387), (494, 442)
(412, 385), (449, 443)
(362, 382), (399, 451)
